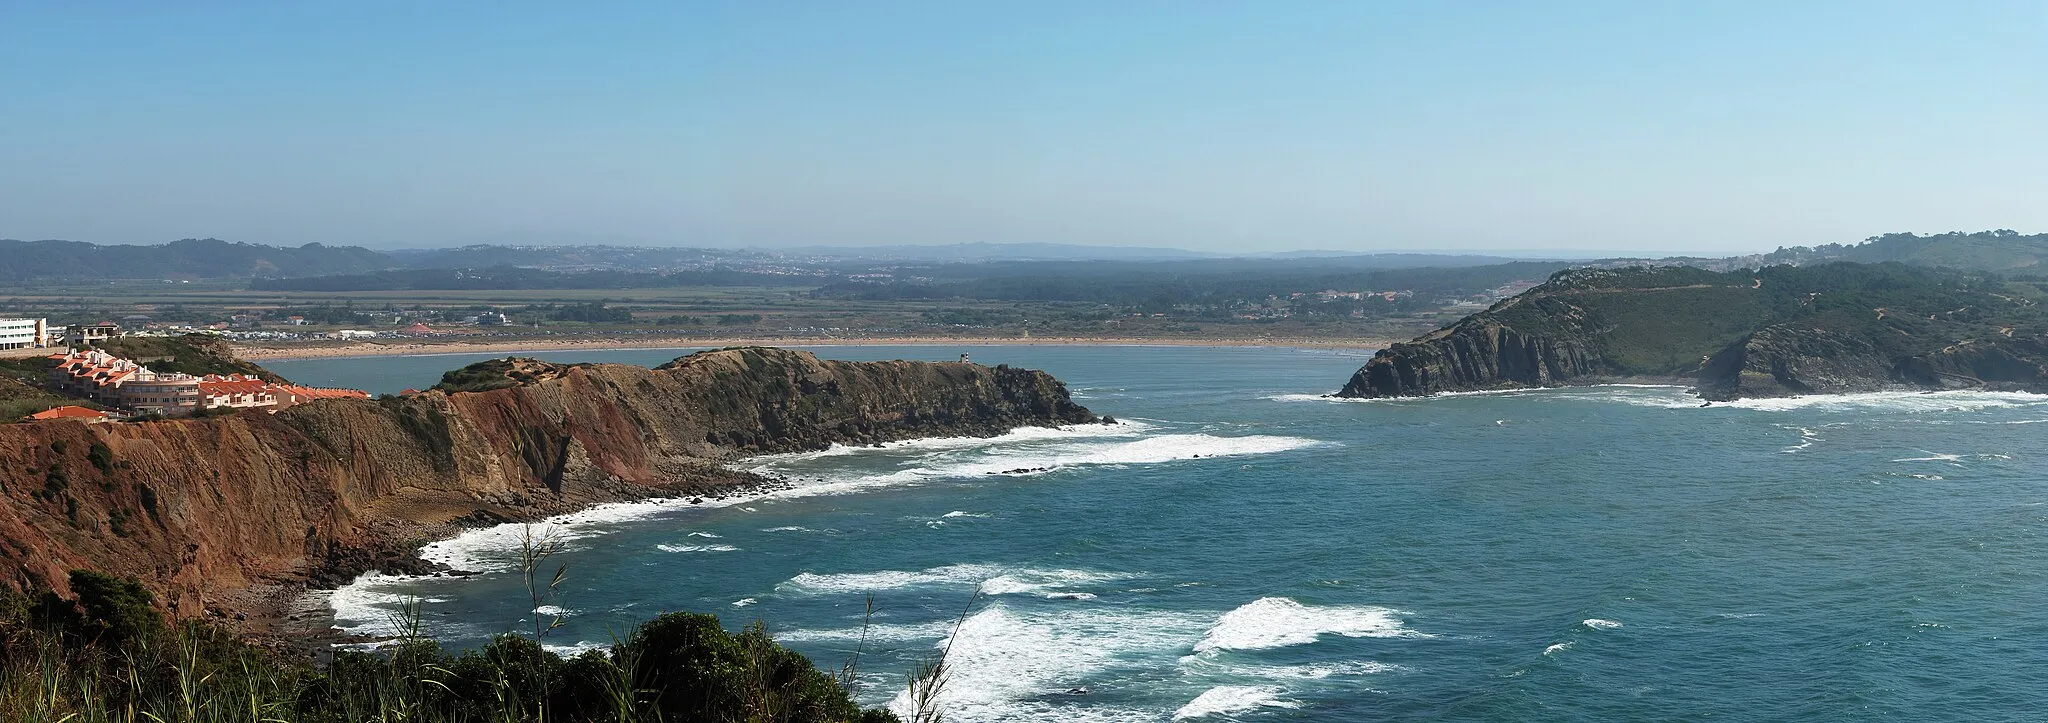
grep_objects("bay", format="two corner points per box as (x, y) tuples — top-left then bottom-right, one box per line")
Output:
(266, 345), (2048, 721)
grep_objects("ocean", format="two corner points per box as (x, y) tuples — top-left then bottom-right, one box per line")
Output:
(266, 345), (2048, 721)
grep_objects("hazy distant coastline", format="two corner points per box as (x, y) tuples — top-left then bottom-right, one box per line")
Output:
(232, 335), (1394, 361)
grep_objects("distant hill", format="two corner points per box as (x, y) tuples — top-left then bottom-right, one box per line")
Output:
(386, 244), (738, 271)
(0, 238), (394, 283)
(818, 260), (1570, 309)
(1761, 230), (2048, 272)
(378, 242), (1219, 270)
(250, 266), (820, 292)
(774, 242), (1221, 262)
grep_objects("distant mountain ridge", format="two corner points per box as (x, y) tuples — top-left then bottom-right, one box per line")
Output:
(13, 230), (2048, 287)
(0, 238), (394, 282)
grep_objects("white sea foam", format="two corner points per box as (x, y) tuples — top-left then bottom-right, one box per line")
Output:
(1893, 451), (1964, 463)
(781, 563), (1007, 594)
(533, 604), (572, 617)
(1267, 387), (1559, 404)
(763, 419), (1155, 461)
(756, 431), (1324, 487)
(325, 572), (455, 637)
(779, 564), (1126, 600)
(1266, 661), (1400, 679)
(884, 604), (1211, 722)
(762, 526), (812, 532)
(1193, 597), (1426, 653)
(1172, 686), (1299, 720)
(942, 511), (991, 518)
(731, 598), (757, 607)
(687, 531), (722, 538)
(1264, 393), (1345, 403)
(771, 620), (958, 644)
(1781, 426), (1821, 453)
(1717, 390), (2048, 413)
(1582, 618), (1623, 630)
(976, 569), (1132, 598)
(325, 574), (410, 637)
(418, 496), (752, 573)
(1544, 642), (1573, 655)
(658, 543), (738, 553)
(541, 640), (607, 656)
(1180, 655), (1398, 681)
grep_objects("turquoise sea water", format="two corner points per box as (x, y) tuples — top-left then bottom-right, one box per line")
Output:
(268, 346), (2048, 721)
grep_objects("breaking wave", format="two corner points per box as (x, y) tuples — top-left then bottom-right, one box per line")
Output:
(778, 564), (1128, 600)
(1192, 597), (1427, 653)
(883, 604), (1211, 722)
(1172, 686), (1299, 720)
(657, 543), (738, 553)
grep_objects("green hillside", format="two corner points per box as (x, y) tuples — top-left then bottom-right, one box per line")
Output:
(1764, 230), (2048, 272)
(0, 238), (393, 283)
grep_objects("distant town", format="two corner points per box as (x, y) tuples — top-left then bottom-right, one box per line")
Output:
(3, 318), (367, 422)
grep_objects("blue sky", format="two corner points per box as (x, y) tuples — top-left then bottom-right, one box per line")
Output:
(2, 2), (2043, 254)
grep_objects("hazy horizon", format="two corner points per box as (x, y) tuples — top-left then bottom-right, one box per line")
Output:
(4, 3), (2043, 256)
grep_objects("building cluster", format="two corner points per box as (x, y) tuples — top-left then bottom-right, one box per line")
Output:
(47, 349), (368, 417)
(0, 318), (52, 350)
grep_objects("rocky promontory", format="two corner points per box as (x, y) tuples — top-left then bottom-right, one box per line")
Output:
(1340, 263), (2048, 401)
(0, 347), (1095, 628)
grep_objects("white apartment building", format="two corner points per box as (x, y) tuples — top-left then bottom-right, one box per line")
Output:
(0, 318), (49, 349)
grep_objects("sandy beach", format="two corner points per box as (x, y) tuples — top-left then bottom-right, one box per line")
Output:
(232, 335), (1395, 361)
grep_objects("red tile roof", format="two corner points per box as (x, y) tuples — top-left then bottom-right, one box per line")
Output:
(198, 378), (271, 396)
(27, 405), (106, 421)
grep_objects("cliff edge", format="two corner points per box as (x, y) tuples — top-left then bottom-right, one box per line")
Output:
(0, 347), (1095, 625)
(1340, 263), (2048, 400)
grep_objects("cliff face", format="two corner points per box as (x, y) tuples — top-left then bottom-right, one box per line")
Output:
(1694, 326), (2048, 401)
(1340, 297), (1607, 397)
(1339, 263), (2048, 400)
(1692, 326), (1897, 400)
(0, 348), (1095, 617)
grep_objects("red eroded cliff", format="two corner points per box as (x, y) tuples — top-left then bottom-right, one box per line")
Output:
(0, 347), (1095, 620)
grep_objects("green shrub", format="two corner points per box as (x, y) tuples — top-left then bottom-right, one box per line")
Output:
(0, 573), (900, 723)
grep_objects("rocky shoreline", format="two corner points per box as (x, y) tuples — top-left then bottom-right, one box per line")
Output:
(279, 467), (809, 652)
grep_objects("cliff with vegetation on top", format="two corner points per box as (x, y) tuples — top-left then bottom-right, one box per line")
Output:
(1340, 262), (2048, 401)
(0, 347), (1095, 623)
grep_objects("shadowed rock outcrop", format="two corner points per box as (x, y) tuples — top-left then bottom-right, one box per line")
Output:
(0, 347), (1095, 621)
(1340, 298), (1604, 397)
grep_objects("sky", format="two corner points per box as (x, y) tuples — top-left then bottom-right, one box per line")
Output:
(2, 2), (2044, 256)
